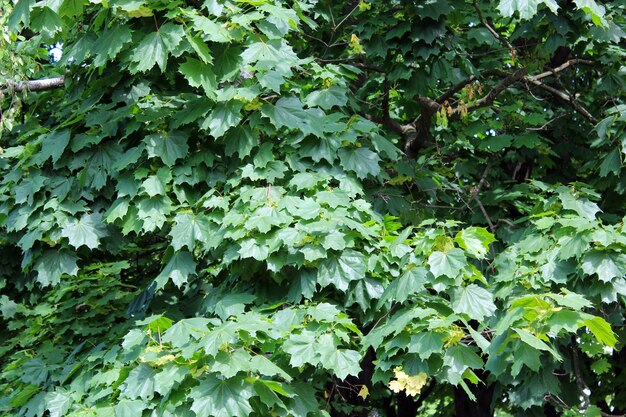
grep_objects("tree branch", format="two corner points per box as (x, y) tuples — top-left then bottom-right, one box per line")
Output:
(527, 59), (594, 82)
(362, 59), (597, 158)
(435, 69), (508, 104)
(1, 76), (65, 94)
(524, 77), (598, 124)
(449, 68), (526, 119)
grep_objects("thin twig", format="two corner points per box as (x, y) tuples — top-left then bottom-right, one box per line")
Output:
(335, 3), (360, 32)
(473, 160), (493, 195)
(303, 32), (330, 47)
(328, 1), (336, 28)
(571, 339), (591, 410)
(525, 115), (565, 131)
(525, 77), (597, 123)
(472, 0), (516, 60)
(471, 161), (496, 232)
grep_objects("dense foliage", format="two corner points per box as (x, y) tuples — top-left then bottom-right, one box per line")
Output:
(1, 0), (626, 416)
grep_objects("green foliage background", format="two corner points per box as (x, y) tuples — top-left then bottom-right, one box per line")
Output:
(1, 0), (625, 416)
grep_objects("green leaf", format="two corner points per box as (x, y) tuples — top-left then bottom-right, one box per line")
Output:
(573, 0), (607, 26)
(122, 363), (155, 401)
(137, 196), (173, 232)
(61, 213), (108, 249)
(131, 23), (183, 72)
(0, 295), (19, 319)
(283, 330), (320, 367)
(238, 239), (270, 261)
(35, 250), (79, 287)
(225, 126), (256, 158)
(155, 251), (197, 289)
(428, 248), (467, 278)
(45, 391), (71, 417)
(547, 291), (591, 310)
(241, 40), (298, 69)
(514, 328), (562, 360)
(320, 348), (362, 380)
(9, 384), (39, 408)
(213, 349), (252, 378)
(338, 147), (381, 179)
(582, 250), (626, 282)
(379, 267), (428, 305)
(93, 25), (133, 67)
(144, 131), (189, 167)
(169, 212), (212, 251)
(187, 32), (213, 64)
(254, 380), (287, 409)
(258, 70), (285, 92)
(215, 293), (256, 319)
(114, 399), (145, 417)
(444, 345), (483, 384)
(202, 101), (243, 138)
(455, 227), (495, 259)
(599, 148), (621, 177)
(511, 343), (542, 377)
(31, 6), (63, 38)
(282, 196), (321, 220)
(179, 58), (218, 99)
(317, 250), (366, 291)
(8, 0), (34, 31)
(590, 357), (611, 374)
(250, 355), (293, 381)
(162, 317), (211, 348)
(322, 230), (347, 251)
(547, 310), (581, 334)
(452, 284), (497, 321)
(583, 316), (617, 348)
(557, 234), (591, 260)
(305, 86), (348, 110)
(262, 97), (320, 137)
(189, 376), (253, 417)
(37, 129), (70, 165)
(105, 198), (130, 223)
(408, 332), (445, 360)
(557, 187), (601, 220)
(190, 14), (233, 42)
(131, 32), (166, 72)
(200, 322), (238, 356)
(154, 364), (189, 398)
(497, 0), (558, 20)
(141, 167), (171, 197)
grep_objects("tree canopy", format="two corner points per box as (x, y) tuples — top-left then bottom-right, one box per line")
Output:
(1, 0), (626, 416)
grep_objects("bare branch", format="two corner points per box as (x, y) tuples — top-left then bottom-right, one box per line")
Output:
(449, 69), (526, 119)
(1, 76), (65, 94)
(435, 69), (507, 104)
(527, 59), (594, 82)
(525, 77), (598, 124)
